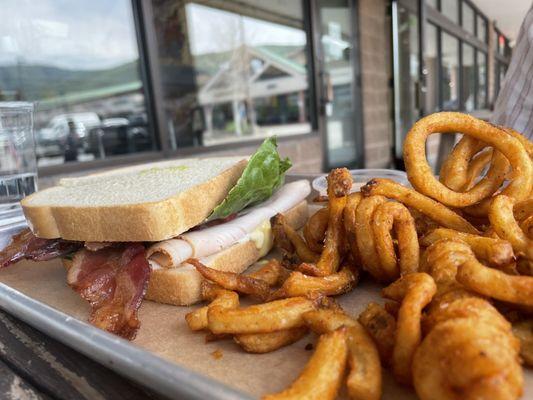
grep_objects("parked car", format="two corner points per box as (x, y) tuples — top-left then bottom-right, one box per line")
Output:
(36, 113), (101, 159)
(86, 114), (152, 158)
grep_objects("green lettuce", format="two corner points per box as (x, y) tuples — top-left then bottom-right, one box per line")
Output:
(208, 136), (291, 221)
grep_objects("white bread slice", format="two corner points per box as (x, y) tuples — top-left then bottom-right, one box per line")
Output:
(21, 158), (247, 242)
(145, 200), (308, 305)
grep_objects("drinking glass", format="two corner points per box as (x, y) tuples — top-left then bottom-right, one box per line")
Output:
(0, 102), (37, 224)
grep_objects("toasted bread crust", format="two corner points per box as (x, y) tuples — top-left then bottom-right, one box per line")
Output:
(22, 160), (247, 242)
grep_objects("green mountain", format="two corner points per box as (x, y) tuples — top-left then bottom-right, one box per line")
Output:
(0, 60), (141, 101)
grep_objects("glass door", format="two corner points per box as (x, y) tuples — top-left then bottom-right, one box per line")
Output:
(392, 0), (421, 167)
(314, 0), (364, 169)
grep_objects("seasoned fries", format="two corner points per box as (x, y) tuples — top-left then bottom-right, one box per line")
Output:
(234, 328), (308, 354)
(382, 273), (436, 384)
(304, 207), (329, 253)
(273, 214), (319, 263)
(314, 169), (352, 276)
(189, 258), (271, 301)
(263, 329), (348, 400)
(208, 297), (316, 334)
(272, 266), (357, 299)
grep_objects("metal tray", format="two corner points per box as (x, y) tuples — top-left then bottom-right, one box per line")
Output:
(0, 267), (251, 400)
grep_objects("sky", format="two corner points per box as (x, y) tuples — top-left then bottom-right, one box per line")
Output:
(0, 0), (139, 70)
(186, 3), (306, 56)
(0, 0), (306, 71)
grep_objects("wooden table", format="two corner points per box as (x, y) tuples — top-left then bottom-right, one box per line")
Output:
(0, 305), (160, 399)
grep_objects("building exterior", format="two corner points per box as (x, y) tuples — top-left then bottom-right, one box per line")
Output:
(0, 0), (513, 177)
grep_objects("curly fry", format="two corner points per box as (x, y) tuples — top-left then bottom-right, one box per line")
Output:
(343, 192), (363, 262)
(489, 195), (533, 260)
(440, 137), (505, 195)
(313, 168), (352, 276)
(263, 329), (348, 400)
(514, 198), (533, 221)
(404, 112), (532, 209)
(372, 201), (420, 278)
(188, 258), (271, 301)
(358, 302), (397, 365)
(303, 309), (382, 400)
(208, 297), (316, 335)
(512, 319), (533, 367)
(248, 259), (290, 286)
(456, 256), (533, 306)
(355, 195), (387, 280)
(303, 207), (328, 253)
(361, 178), (479, 234)
(382, 273), (437, 384)
(185, 284), (239, 331)
(273, 214), (319, 263)
(413, 293), (522, 400)
(421, 228), (515, 269)
(272, 266), (358, 299)
(234, 327), (308, 354)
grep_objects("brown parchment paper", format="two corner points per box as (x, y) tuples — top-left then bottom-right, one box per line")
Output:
(0, 258), (531, 400)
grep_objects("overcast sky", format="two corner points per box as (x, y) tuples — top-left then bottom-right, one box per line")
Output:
(0, 1), (305, 71)
(0, 0), (139, 70)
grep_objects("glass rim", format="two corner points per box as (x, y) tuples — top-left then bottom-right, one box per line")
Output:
(0, 102), (34, 111)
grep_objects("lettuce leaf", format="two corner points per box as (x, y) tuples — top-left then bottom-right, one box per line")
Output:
(207, 136), (291, 221)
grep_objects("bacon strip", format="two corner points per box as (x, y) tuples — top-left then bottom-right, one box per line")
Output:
(0, 228), (82, 268)
(67, 244), (150, 340)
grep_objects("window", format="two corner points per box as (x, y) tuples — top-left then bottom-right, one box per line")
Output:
(477, 51), (487, 108)
(462, 3), (475, 35)
(151, 1), (312, 149)
(441, 0), (459, 24)
(426, 0), (438, 9)
(477, 15), (487, 42)
(0, 0), (154, 167)
(462, 44), (475, 111)
(441, 32), (459, 110)
(424, 24), (439, 113)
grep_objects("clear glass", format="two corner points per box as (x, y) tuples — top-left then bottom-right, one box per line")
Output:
(0, 0), (153, 167)
(441, 0), (459, 24)
(424, 23), (439, 113)
(318, 0), (363, 167)
(462, 44), (475, 112)
(477, 15), (487, 42)
(426, 0), (438, 9)
(441, 32), (460, 110)
(0, 102), (37, 214)
(151, 1), (312, 148)
(462, 3), (475, 35)
(477, 51), (487, 109)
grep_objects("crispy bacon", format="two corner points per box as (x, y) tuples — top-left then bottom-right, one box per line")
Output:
(84, 242), (114, 252)
(66, 243), (150, 340)
(0, 228), (82, 268)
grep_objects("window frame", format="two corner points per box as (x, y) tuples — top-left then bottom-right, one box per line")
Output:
(424, 0), (491, 114)
(38, 0), (321, 177)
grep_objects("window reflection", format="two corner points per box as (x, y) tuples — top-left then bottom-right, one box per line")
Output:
(0, 0), (153, 167)
(462, 3), (475, 35)
(441, 32), (459, 110)
(477, 16), (487, 42)
(441, 0), (458, 24)
(152, 1), (312, 149)
(462, 44), (475, 112)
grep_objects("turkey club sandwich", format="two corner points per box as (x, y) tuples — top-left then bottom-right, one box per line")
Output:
(0, 138), (310, 339)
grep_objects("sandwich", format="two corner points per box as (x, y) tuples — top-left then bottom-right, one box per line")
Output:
(0, 137), (311, 339)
